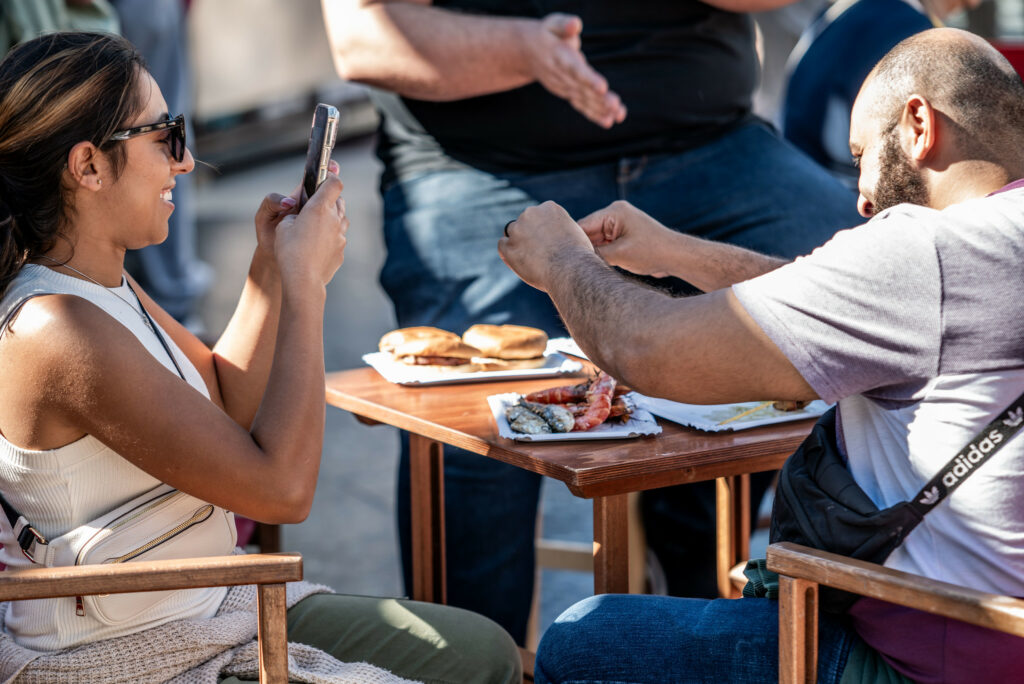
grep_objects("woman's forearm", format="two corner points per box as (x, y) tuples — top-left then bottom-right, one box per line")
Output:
(247, 281), (328, 519)
(210, 250), (281, 428)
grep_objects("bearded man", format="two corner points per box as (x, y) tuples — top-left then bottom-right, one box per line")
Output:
(500, 27), (1024, 683)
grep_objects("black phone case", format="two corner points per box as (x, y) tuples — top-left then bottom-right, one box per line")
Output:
(301, 106), (331, 206)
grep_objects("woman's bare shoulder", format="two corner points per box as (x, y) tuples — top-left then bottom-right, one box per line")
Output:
(1, 293), (149, 391)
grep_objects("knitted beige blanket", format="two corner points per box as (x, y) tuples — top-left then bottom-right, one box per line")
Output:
(0, 581), (420, 683)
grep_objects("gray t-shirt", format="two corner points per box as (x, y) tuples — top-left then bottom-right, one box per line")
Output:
(733, 188), (1024, 596)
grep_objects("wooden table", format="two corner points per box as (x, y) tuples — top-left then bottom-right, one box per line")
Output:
(325, 367), (816, 603)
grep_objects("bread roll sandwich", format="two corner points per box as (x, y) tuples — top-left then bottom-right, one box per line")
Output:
(379, 326), (483, 373)
(462, 324), (549, 371)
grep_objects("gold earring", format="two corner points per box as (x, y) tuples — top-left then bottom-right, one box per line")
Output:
(97, 179), (102, 186)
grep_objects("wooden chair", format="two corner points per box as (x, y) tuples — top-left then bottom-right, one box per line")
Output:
(0, 553), (302, 683)
(767, 542), (1024, 684)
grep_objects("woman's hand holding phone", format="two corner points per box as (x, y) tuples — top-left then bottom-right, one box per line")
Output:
(276, 172), (348, 291)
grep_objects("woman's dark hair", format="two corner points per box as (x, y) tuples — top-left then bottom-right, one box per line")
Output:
(0, 32), (147, 294)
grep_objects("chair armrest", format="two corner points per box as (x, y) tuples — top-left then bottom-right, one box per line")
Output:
(0, 553), (303, 602)
(766, 542), (1024, 637)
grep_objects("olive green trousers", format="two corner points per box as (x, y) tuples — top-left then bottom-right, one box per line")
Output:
(219, 593), (522, 684)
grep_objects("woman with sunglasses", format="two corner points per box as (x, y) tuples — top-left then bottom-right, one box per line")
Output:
(0, 32), (519, 683)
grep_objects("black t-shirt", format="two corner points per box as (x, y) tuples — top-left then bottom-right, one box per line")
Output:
(373, 0), (758, 185)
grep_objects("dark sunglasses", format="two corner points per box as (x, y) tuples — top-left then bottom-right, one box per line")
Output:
(108, 114), (186, 162)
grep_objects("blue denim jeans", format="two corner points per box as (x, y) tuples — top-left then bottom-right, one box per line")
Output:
(534, 595), (856, 684)
(382, 120), (864, 643)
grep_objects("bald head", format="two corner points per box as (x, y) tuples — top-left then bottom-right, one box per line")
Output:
(848, 28), (1024, 217)
(858, 28), (1024, 149)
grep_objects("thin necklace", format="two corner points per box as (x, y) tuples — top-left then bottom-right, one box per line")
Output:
(34, 255), (154, 332)
(33, 255), (186, 379)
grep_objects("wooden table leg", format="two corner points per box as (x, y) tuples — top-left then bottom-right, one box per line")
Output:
(626, 491), (646, 594)
(715, 474), (751, 598)
(409, 433), (446, 604)
(592, 494), (629, 594)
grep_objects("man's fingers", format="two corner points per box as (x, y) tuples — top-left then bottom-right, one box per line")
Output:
(543, 13), (582, 39)
(578, 213), (608, 242)
(497, 236), (516, 273)
(579, 210), (626, 246)
(603, 214), (622, 242)
(552, 48), (607, 95)
(538, 31), (627, 128)
(555, 65), (623, 127)
(614, 102), (628, 124)
(595, 242), (629, 268)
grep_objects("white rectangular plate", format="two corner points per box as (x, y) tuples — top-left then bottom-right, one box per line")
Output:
(547, 337), (588, 360)
(363, 343), (583, 386)
(487, 392), (662, 442)
(634, 396), (830, 432)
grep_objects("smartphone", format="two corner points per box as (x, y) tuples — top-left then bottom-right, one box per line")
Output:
(299, 103), (340, 208)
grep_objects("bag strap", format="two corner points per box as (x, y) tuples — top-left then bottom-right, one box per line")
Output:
(908, 389), (1024, 515)
(125, 280), (187, 381)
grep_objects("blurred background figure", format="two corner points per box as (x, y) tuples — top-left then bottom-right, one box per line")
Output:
(751, 0), (830, 120)
(0, 0), (118, 48)
(780, 0), (984, 188)
(113, 0), (212, 332)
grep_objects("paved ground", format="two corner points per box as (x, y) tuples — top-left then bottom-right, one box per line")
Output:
(193, 134), (595, 643)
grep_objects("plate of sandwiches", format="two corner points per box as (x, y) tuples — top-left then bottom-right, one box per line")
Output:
(363, 324), (584, 386)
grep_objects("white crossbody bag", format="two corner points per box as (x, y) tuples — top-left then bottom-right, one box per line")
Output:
(3, 483), (237, 624)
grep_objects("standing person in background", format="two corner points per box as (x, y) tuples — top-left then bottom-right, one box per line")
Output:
(321, 0), (864, 644)
(112, 0), (212, 332)
(781, 0), (981, 188)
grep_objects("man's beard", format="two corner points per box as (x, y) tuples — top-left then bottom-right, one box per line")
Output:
(871, 130), (930, 213)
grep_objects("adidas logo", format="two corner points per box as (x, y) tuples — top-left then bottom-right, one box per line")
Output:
(1003, 407), (1024, 428)
(941, 428), (1004, 487)
(919, 486), (940, 506)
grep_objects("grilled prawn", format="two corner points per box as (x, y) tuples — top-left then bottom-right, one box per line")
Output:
(573, 371), (616, 431)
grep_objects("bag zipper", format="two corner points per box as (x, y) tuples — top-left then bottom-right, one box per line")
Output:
(74, 502), (214, 617)
(73, 489), (181, 567)
(103, 505), (214, 565)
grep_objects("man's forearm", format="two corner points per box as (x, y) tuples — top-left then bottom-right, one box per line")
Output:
(548, 248), (686, 393)
(323, 0), (535, 100)
(659, 229), (788, 291)
(544, 248), (813, 404)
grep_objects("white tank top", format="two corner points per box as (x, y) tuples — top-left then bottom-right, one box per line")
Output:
(0, 265), (226, 651)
